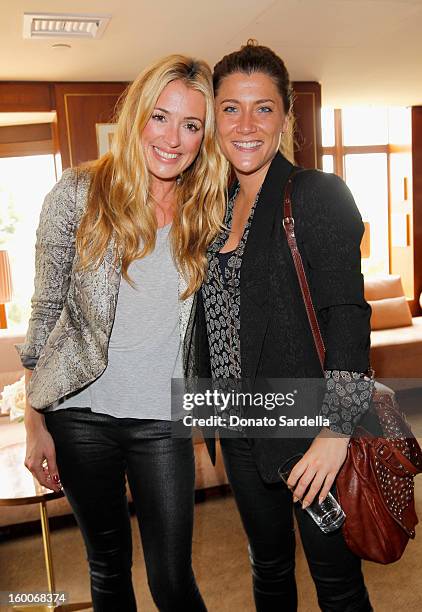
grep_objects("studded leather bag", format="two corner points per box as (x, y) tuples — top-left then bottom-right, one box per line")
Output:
(283, 172), (422, 564)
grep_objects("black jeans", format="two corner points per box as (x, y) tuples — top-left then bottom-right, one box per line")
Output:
(220, 437), (373, 612)
(45, 408), (206, 612)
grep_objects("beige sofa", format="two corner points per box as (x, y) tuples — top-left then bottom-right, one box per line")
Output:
(0, 333), (227, 528)
(364, 275), (422, 387)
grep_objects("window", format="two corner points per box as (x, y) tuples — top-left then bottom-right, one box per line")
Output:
(1, 153), (58, 334)
(321, 107), (413, 296)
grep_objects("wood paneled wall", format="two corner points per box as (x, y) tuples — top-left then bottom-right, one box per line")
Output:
(0, 79), (322, 170)
(53, 83), (127, 168)
(0, 82), (54, 112)
(292, 81), (322, 170)
(411, 107), (422, 315)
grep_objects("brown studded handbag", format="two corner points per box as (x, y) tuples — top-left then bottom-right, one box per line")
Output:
(282, 172), (422, 564)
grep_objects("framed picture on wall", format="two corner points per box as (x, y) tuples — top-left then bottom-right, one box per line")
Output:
(96, 123), (117, 157)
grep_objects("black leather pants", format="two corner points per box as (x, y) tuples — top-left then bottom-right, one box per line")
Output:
(45, 408), (206, 612)
(220, 436), (373, 612)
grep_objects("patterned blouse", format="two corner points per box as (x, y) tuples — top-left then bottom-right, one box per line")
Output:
(201, 185), (373, 436)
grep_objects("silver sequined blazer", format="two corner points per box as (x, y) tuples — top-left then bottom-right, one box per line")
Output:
(16, 169), (194, 411)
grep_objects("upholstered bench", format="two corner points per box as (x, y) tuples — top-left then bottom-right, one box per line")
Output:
(364, 275), (422, 387)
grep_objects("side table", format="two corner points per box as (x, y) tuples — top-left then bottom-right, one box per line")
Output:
(0, 442), (92, 611)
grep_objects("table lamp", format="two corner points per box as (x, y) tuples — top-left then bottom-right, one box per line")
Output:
(0, 250), (13, 329)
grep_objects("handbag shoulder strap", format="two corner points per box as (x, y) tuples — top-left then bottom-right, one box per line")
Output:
(282, 170), (326, 371)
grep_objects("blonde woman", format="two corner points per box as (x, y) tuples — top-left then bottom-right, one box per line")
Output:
(18, 55), (226, 611)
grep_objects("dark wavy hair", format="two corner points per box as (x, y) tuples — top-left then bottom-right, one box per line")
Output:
(213, 39), (293, 114)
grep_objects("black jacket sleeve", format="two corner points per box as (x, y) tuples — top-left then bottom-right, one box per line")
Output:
(295, 170), (371, 372)
(294, 170), (373, 434)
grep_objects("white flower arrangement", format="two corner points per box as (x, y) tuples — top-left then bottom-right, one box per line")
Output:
(0, 375), (25, 422)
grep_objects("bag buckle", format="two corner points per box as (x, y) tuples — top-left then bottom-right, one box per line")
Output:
(282, 216), (295, 228)
(376, 441), (393, 460)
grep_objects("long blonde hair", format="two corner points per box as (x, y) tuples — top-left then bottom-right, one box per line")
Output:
(76, 55), (229, 297)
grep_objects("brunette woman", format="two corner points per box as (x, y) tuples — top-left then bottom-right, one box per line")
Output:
(186, 42), (373, 611)
(18, 55), (227, 612)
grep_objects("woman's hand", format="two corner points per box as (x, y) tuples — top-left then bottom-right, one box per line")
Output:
(23, 368), (62, 492)
(24, 406), (62, 493)
(286, 428), (350, 508)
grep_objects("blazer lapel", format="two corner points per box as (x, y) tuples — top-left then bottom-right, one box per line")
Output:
(178, 272), (194, 343)
(240, 152), (293, 380)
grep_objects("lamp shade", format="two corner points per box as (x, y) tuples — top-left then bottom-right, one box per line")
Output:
(0, 250), (13, 303)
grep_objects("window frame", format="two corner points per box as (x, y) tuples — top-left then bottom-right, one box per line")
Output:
(322, 108), (412, 292)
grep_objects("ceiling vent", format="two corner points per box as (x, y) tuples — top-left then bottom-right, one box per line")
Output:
(23, 12), (111, 39)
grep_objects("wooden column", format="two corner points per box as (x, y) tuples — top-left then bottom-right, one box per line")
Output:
(292, 81), (322, 170)
(411, 107), (422, 315)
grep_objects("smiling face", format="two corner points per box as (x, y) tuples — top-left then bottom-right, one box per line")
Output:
(141, 79), (206, 185)
(215, 71), (288, 179)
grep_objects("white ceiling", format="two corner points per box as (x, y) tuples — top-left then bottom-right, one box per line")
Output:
(2, 0), (422, 106)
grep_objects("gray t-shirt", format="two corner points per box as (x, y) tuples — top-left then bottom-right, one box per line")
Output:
(48, 224), (182, 419)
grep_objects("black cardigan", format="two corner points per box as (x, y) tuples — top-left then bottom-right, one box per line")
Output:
(183, 152), (371, 483)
